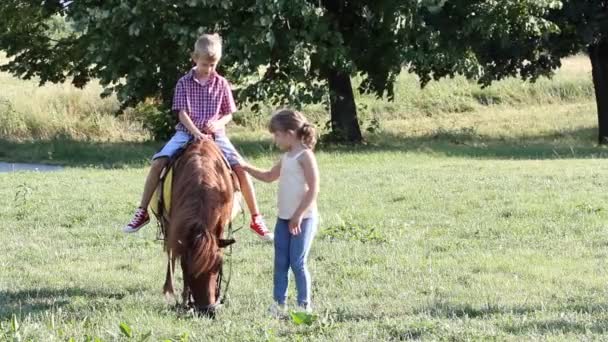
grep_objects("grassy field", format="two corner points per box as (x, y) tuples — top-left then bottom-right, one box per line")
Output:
(3, 55), (608, 340)
(0, 54), (596, 143)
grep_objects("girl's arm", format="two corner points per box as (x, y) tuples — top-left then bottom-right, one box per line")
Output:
(291, 150), (320, 220)
(241, 160), (281, 183)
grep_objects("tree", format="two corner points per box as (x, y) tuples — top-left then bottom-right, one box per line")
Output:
(409, 1), (563, 84)
(416, 0), (608, 144)
(7, 1), (600, 144)
(0, 0), (429, 143)
(550, 1), (608, 144)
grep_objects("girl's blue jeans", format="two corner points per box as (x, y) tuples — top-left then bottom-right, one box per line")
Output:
(273, 216), (318, 306)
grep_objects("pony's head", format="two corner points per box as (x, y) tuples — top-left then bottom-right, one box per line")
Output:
(166, 139), (235, 316)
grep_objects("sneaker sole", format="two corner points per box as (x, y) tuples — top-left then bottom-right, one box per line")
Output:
(258, 234), (274, 242)
(122, 218), (150, 233)
(251, 227), (274, 241)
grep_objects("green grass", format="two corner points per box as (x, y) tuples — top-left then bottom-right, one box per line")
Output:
(2, 100), (604, 168)
(0, 54), (148, 142)
(2, 138), (608, 340)
(3, 54), (608, 340)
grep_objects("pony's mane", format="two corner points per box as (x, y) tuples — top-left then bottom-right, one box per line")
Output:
(166, 139), (233, 277)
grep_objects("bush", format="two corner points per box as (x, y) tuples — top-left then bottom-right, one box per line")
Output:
(130, 100), (177, 141)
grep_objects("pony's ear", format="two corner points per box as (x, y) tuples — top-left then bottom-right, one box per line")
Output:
(219, 238), (236, 248)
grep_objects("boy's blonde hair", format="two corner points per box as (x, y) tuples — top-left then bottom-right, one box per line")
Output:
(193, 33), (222, 61)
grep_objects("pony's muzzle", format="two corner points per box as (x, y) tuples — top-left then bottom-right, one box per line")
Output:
(195, 303), (222, 318)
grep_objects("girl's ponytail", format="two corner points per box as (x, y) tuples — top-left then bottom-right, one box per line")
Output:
(298, 123), (317, 150)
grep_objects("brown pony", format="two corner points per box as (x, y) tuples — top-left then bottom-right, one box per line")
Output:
(161, 139), (235, 316)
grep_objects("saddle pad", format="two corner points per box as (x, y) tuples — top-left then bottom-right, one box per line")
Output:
(150, 166), (173, 218)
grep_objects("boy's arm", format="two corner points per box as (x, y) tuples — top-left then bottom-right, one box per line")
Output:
(204, 113), (232, 134)
(217, 113), (232, 126)
(205, 78), (236, 134)
(173, 79), (208, 140)
(178, 110), (207, 140)
(241, 160), (281, 183)
(291, 151), (319, 220)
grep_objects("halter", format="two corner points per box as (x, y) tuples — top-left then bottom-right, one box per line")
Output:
(215, 211), (245, 306)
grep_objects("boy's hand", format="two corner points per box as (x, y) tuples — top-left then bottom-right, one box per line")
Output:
(203, 121), (223, 134)
(288, 215), (303, 235)
(192, 131), (210, 141)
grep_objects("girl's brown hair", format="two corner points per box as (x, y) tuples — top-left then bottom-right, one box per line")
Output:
(269, 109), (317, 149)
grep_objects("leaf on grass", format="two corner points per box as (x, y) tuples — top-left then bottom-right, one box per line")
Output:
(289, 311), (317, 326)
(11, 314), (19, 332)
(119, 322), (133, 338)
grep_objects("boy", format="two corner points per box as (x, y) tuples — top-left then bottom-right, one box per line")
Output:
(123, 33), (273, 242)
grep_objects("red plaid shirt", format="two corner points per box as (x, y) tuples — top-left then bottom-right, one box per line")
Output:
(172, 69), (236, 135)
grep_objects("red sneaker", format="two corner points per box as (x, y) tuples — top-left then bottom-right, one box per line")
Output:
(123, 207), (150, 233)
(250, 215), (274, 242)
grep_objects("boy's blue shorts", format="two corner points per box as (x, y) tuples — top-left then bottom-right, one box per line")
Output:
(152, 130), (242, 166)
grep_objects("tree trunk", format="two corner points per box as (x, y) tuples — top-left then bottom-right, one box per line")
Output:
(318, 0), (362, 143)
(326, 68), (363, 143)
(589, 39), (608, 144)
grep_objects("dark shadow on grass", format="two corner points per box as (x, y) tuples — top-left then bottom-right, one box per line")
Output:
(0, 287), (139, 320)
(414, 301), (539, 319)
(413, 300), (608, 335)
(328, 307), (400, 323)
(415, 300), (608, 319)
(234, 127), (608, 160)
(385, 322), (438, 341)
(1, 126), (606, 168)
(502, 318), (608, 335)
(335, 127), (608, 160)
(0, 138), (162, 168)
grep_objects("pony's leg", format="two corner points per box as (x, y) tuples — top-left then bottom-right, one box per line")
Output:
(181, 257), (192, 307)
(163, 252), (176, 302)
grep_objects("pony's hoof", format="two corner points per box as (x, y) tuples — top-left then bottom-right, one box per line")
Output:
(163, 291), (176, 303)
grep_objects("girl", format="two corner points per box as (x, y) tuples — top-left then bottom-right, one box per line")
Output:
(242, 109), (320, 316)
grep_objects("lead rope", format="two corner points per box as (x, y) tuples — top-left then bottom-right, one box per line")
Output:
(219, 196), (246, 304)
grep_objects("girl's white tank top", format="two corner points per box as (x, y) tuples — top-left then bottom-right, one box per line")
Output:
(277, 149), (317, 220)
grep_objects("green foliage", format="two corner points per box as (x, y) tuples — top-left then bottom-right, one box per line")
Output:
(415, 0), (608, 89)
(551, 1), (608, 49)
(413, 0), (565, 86)
(131, 100), (176, 141)
(46, 14), (73, 40)
(0, 1), (604, 141)
(0, 98), (26, 138)
(0, 0), (422, 140)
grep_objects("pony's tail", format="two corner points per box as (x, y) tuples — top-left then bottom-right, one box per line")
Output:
(189, 229), (220, 278)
